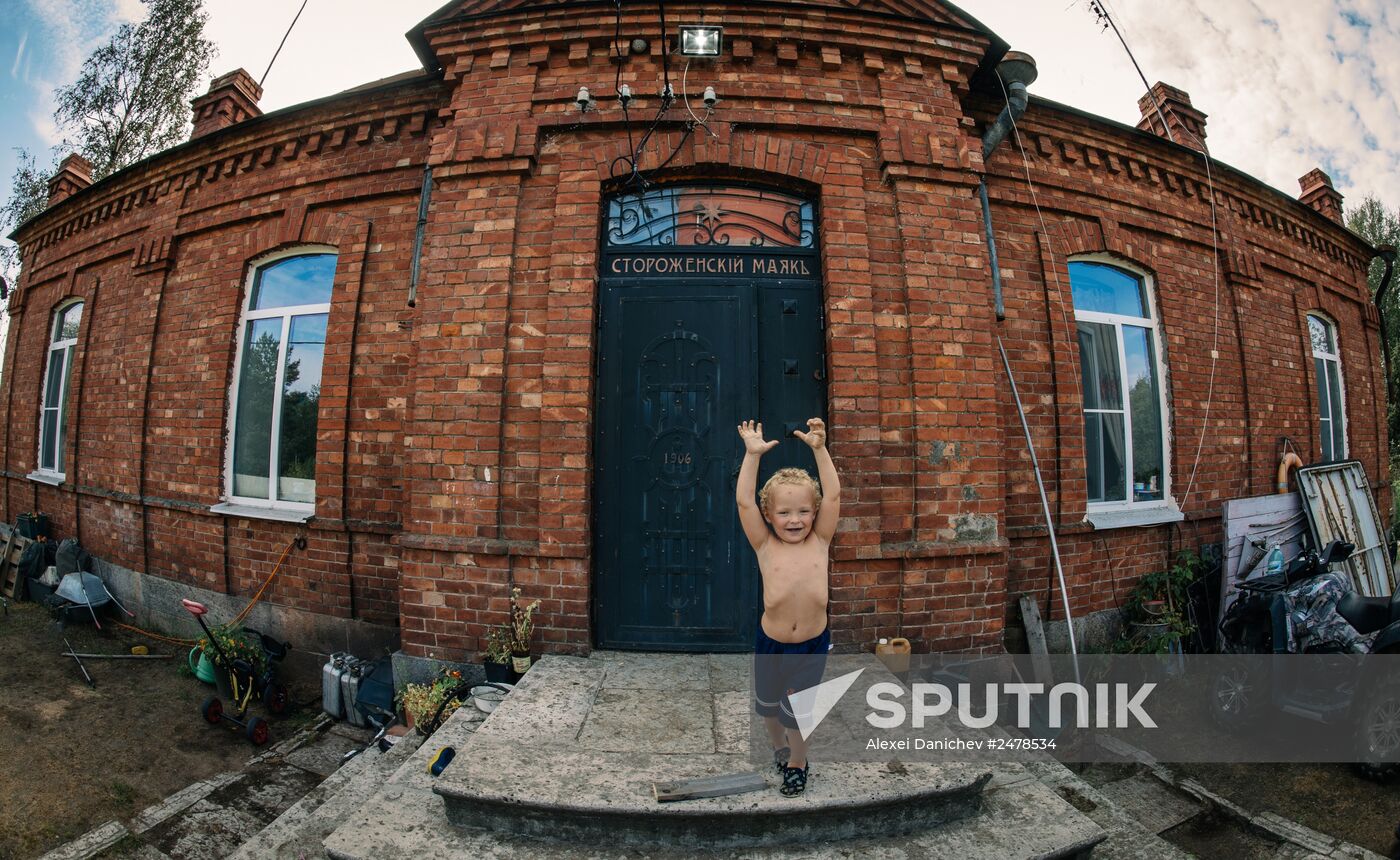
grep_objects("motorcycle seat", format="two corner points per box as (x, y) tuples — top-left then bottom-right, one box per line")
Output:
(1336, 592), (1393, 635)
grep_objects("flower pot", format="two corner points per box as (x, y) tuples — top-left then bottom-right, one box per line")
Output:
(188, 647), (217, 685)
(510, 651), (532, 682)
(484, 661), (514, 683)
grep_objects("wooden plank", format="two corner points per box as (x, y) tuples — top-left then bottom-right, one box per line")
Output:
(0, 528), (18, 600)
(1220, 493), (1306, 623)
(1018, 595), (1052, 686)
(653, 771), (767, 803)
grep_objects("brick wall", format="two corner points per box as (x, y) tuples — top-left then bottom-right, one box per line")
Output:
(4, 0), (1381, 658)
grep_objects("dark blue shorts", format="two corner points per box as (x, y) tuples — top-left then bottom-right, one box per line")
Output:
(753, 626), (831, 730)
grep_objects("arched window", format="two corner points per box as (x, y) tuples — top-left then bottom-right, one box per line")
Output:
(1070, 260), (1169, 510)
(224, 251), (335, 515)
(1308, 313), (1346, 461)
(36, 301), (83, 479)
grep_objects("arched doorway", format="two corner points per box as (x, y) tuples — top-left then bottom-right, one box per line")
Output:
(593, 185), (826, 650)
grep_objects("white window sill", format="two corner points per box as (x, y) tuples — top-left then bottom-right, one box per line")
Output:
(210, 502), (312, 523)
(1086, 503), (1184, 531)
(27, 471), (64, 487)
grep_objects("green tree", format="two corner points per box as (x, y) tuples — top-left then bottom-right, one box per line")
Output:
(0, 149), (60, 276)
(1346, 195), (1400, 454)
(1, 0), (215, 277)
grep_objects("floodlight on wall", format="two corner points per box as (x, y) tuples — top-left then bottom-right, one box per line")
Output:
(679, 25), (722, 57)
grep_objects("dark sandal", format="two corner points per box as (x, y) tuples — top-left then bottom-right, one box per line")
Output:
(773, 746), (790, 773)
(780, 763), (809, 796)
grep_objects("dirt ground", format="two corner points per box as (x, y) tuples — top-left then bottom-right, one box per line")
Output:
(0, 601), (311, 860)
(1170, 761), (1400, 856)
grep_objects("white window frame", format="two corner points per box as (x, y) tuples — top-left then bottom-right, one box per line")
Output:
(219, 247), (335, 519)
(1070, 255), (1177, 523)
(34, 300), (83, 482)
(1308, 312), (1347, 461)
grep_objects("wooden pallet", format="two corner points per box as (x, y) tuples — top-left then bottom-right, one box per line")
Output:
(0, 528), (32, 600)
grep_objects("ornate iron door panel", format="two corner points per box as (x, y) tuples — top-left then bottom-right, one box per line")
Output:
(594, 184), (824, 652)
(595, 288), (755, 649)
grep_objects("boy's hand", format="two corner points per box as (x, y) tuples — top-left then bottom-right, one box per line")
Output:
(737, 420), (779, 455)
(793, 417), (827, 450)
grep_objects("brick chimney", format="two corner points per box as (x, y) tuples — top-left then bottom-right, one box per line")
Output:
(46, 153), (93, 207)
(191, 69), (263, 139)
(1136, 82), (1207, 152)
(1299, 168), (1344, 224)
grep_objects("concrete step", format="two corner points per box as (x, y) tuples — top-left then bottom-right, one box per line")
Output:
(321, 656), (1107, 859)
(228, 729), (424, 860)
(322, 717), (1105, 859)
(1024, 761), (1198, 860)
(438, 744), (992, 850)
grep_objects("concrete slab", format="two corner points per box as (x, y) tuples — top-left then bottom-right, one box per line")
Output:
(283, 731), (365, 777)
(713, 690), (752, 755)
(467, 656), (603, 747)
(148, 799), (264, 860)
(130, 773), (244, 835)
(208, 762), (323, 824)
(1096, 772), (1202, 835)
(324, 652), (1107, 859)
(38, 821), (129, 860)
(578, 688), (716, 753)
(590, 652), (713, 690)
(708, 654), (750, 692)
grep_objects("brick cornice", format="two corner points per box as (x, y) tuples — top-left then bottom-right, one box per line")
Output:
(987, 116), (1371, 276)
(16, 85), (444, 261)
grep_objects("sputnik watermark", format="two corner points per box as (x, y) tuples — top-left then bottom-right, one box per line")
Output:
(788, 671), (1157, 739)
(866, 681), (1158, 730)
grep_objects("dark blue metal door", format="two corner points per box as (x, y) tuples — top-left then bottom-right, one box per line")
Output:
(593, 186), (823, 651)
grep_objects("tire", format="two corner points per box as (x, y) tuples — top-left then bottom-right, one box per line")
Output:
(262, 682), (289, 716)
(201, 696), (223, 725)
(246, 716), (270, 746)
(1209, 661), (1260, 732)
(1354, 673), (1400, 782)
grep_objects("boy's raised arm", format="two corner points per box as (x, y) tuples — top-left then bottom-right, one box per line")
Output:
(796, 418), (841, 542)
(736, 420), (777, 551)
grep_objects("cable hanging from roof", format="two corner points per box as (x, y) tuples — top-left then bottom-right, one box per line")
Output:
(261, 0), (312, 89)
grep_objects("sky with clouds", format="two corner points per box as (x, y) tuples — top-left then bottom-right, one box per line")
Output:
(1, 0), (1398, 254)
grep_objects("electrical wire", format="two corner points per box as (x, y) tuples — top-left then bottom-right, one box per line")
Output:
(113, 537), (299, 647)
(681, 58), (718, 138)
(260, 0), (311, 89)
(1085, 0), (1223, 506)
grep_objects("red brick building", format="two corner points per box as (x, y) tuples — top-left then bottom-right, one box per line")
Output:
(4, 0), (1385, 666)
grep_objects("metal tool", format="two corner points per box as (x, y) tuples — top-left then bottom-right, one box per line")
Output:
(63, 637), (95, 688)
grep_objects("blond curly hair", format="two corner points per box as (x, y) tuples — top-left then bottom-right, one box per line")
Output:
(758, 468), (822, 513)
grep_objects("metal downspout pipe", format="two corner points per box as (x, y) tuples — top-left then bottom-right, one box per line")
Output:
(979, 52), (1034, 323)
(408, 164), (433, 308)
(1372, 245), (1397, 411)
(978, 53), (1081, 675)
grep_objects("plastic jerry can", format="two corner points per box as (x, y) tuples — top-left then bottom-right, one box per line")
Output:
(875, 637), (911, 674)
(323, 652), (347, 719)
(341, 657), (366, 727)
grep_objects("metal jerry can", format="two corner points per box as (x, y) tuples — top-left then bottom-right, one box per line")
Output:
(340, 656), (366, 727)
(323, 652), (347, 719)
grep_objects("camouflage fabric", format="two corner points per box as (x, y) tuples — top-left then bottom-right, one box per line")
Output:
(1282, 571), (1377, 653)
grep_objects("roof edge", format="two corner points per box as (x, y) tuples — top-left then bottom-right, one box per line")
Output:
(10, 70), (443, 244)
(1023, 94), (1378, 259)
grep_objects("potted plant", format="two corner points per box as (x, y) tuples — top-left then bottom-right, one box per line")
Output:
(196, 626), (264, 698)
(483, 627), (514, 683)
(1116, 551), (1201, 655)
(398, 668), (465, 735)
(508, 586), (541, 679)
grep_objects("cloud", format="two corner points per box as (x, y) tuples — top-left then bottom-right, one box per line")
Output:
(10, 32), (27, 79)
(1108, 0), (1400, 206)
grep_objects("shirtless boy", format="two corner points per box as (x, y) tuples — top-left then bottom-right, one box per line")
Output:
(736, 417), (840, 797)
